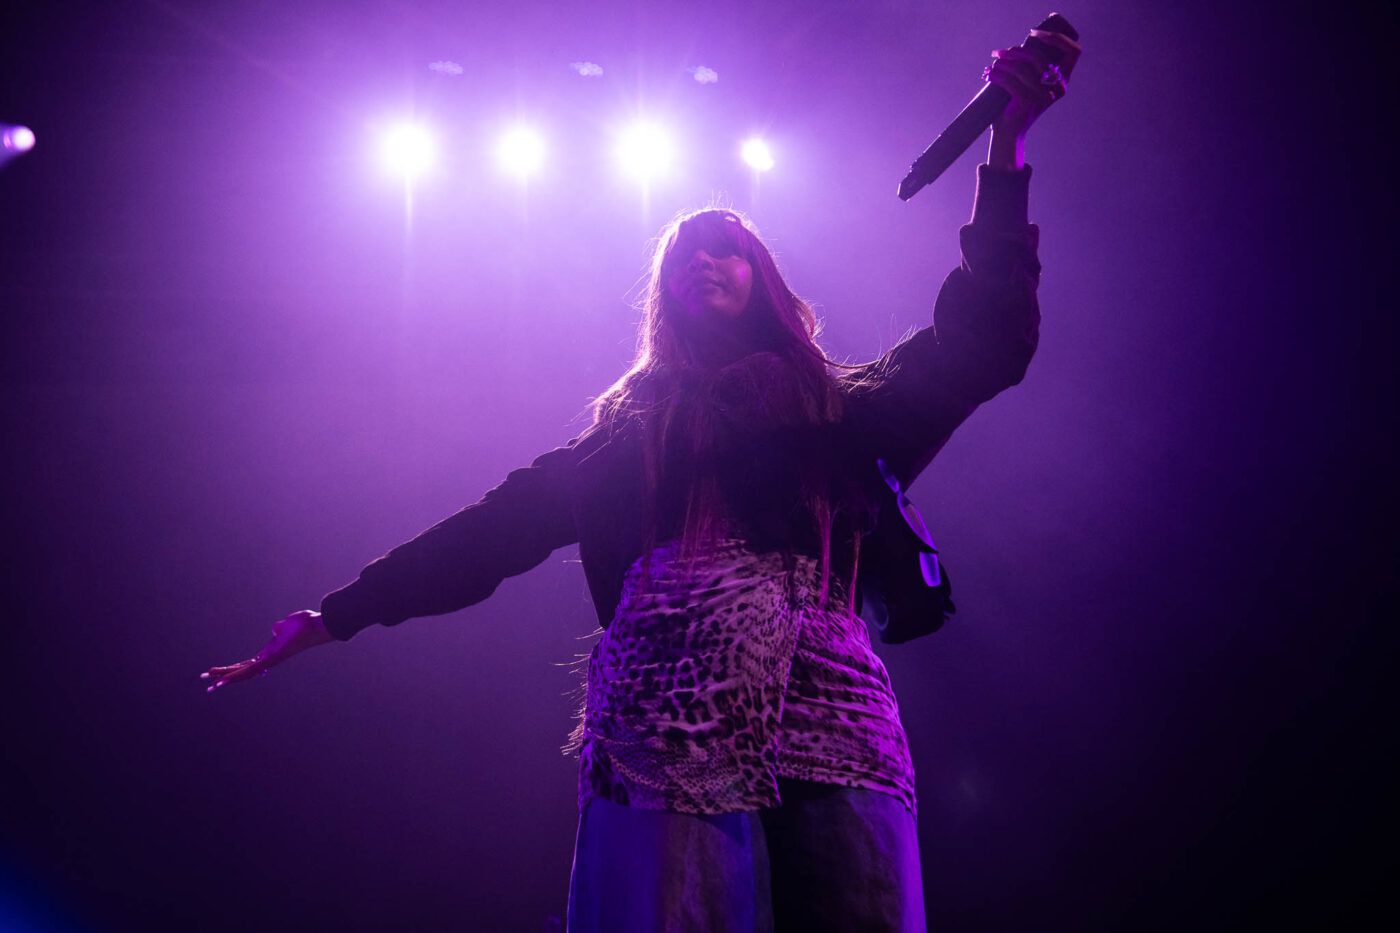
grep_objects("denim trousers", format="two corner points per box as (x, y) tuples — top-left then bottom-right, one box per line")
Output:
(565, 777), (926, 932)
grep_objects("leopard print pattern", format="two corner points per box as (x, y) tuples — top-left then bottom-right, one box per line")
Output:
(567, 535), (917, 818)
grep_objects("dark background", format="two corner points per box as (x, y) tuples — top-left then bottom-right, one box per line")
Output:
(2, 1), (1395, 930)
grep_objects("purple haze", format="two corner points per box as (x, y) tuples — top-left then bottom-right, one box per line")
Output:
(0, 1), (1394, 930)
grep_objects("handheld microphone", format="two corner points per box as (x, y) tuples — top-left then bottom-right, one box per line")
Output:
(897, 12), (1080, 201)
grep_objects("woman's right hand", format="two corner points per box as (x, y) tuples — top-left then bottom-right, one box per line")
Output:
(201, 609), (336, 694)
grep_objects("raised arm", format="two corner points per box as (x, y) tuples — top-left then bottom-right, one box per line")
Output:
(839, 30), (1074, 491)
(842, 162), (1042, 490)
(317, 427), (598, 641)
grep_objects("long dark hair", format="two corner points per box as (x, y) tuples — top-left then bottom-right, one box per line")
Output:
(591, 207), (871, 608)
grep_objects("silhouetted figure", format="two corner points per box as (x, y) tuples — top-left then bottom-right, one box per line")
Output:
(204, 35), (1078, 931)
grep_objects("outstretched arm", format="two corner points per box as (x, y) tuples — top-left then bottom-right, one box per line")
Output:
(317, 429), (597, 641)
(203, 425), (596, 686)
(200, 431), (591, 693)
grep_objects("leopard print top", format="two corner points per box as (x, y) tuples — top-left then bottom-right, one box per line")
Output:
(564, 534), (917, 818)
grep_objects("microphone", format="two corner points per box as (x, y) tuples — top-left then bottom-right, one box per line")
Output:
(897, 12), (1080, 201)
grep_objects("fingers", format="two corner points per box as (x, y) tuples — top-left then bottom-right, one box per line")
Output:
(201, 656), (272, 693)
(992, 48), (1052, 88)
(1035, 31), (1081, 56)
(1038, 32), (1083, 71)
(986, 56), (1050, 107)
(201, 612), (327, 695)
(987, 48), (1065, 106)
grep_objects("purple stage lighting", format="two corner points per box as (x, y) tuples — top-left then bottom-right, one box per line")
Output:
(741, 138), (774, 172)
(2, 125), (35, 153)
(379, 123), (435, 179)
(496, 126), (545, 179)
(616, 122), (675, 182)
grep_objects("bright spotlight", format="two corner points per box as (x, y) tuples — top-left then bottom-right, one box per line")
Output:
(496, 126), (545, 178)
(616, 122), (675, 182)
(741, 138), (774, 172)
(379, 123), (435, 179)
(2, 125), (35, 154)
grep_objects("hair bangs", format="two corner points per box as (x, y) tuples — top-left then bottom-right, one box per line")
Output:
(660, 210), (754, 280)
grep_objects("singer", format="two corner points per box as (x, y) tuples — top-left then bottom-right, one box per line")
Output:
(202, 35), (1075, 933)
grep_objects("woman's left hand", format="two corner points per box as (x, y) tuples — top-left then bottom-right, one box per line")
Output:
(984, 32), (1082, 138)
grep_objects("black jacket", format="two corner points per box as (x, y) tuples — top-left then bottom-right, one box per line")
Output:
(319, 163), (1042, 644)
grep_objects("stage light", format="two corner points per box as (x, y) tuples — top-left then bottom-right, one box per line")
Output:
(616, 122), (675, 182)
(379, 123), (435, 179)
(496, 126), (545, 178)
(2, 125), (35, 153)
(740, 138), (774, 172)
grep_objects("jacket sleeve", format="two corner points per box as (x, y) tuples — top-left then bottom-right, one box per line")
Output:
(842, 162), (1042, 489)
(317, 430), (589, 641)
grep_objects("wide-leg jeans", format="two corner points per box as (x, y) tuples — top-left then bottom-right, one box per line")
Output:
(565, 777), (926, 932)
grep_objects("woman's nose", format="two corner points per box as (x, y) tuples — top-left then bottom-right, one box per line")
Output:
(687, 249), (716, 270)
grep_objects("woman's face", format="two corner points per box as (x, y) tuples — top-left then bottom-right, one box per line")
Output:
(666, 244), (754, 322)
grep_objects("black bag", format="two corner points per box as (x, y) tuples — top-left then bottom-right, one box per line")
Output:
(855, 458), (956, 644)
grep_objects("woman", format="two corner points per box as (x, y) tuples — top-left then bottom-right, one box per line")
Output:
(203, 37), (1077, 932)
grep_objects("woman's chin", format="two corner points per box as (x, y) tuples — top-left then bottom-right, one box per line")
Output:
(687, 305), (742, 323)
